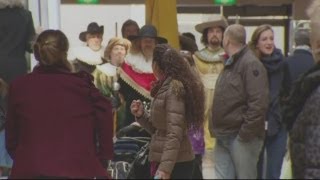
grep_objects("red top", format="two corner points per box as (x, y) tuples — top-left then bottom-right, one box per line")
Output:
(121, 62), (156, 92)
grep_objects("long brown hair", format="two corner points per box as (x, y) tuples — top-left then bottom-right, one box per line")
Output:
(33, 30), (72, 71)
(248, 24), (274, 59)
(152, 44), (205, 129)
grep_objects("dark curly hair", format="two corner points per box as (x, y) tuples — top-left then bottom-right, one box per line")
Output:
(151, 44), (205, 129)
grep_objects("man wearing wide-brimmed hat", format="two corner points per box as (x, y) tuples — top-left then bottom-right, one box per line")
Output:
(117, 24), (167, 130)
(68, 22), (105, 74)
(193, 14), (228, 179)
(126, 24), (167, 73)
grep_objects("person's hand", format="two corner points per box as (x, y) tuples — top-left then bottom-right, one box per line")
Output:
(110, 95), (121, 109)
(130, 100), (144, 118)
(155, 170), (170, 179)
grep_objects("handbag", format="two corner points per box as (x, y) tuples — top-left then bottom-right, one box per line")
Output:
(127, 142), (151, 179)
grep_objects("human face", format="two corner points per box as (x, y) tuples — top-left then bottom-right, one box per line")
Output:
(124, 25), (139, 39)
(141, 37), (156, 59)
(207, 26), (223, 48)
(110, 45), (126, 67)
(86, 33), (103, 51)
(256, 29), (274, 56)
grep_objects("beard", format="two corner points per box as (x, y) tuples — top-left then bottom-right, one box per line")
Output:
(209, 37), (221, 47)
(142, 47), (153, 60)
(89, 44), (102, 51)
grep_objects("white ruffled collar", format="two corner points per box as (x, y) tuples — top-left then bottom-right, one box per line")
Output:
(67, 46), (104, 65)
(96, 63), (118, 76)
(125, 52), (153, 73)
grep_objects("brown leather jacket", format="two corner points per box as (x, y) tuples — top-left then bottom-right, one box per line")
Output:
(211, 46), (269, 141)
(136, 77), (194, 174)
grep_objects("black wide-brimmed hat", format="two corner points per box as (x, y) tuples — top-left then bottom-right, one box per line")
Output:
(128, 25), (167, 44)
(79, 22), (104, 42)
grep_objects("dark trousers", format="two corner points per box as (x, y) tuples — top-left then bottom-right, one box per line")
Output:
(257, 126), (287, 179)
(171, 160), (195, 179)
(192, 154), (203, 179)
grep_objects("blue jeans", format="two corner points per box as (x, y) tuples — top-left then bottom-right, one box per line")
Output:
(257, 126), (287, 179)
(213, 134), (263, 179)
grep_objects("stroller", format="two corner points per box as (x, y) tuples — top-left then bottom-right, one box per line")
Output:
(107, 124), (151, 179)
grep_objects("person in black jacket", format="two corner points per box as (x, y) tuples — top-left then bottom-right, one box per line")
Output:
(281, 28), (315, 104)
(0, 0), (36, 84)
(287, 1), (320, 178)
(282, 28), (315, 132)
(0, 1), (35, 175)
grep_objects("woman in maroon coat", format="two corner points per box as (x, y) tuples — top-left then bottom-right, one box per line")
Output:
(5, 30), (113, 179)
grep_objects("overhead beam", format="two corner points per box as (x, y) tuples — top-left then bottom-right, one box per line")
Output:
(236, 0), (293, 6)
(177, 5), (292, 17)
(62, 0), (294, 6)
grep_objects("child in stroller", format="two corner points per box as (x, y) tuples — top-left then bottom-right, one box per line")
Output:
(108, 122), (151, 179)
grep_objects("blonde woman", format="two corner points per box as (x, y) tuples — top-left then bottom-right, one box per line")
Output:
(93, 37), (131, 132)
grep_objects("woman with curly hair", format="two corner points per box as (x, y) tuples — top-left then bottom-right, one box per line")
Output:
(131, 44), (205, 179)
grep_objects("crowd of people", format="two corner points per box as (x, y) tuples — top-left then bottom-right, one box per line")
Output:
(1, 0), (320, 179)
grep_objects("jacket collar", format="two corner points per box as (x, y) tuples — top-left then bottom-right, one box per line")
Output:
(156, 77), (172, 96)
(32, 64), (71, 74)
(225, 45), (248, 66)
(294, 48), (313, 56)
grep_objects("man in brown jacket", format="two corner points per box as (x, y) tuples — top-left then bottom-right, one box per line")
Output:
(211, 24), (269, 179)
